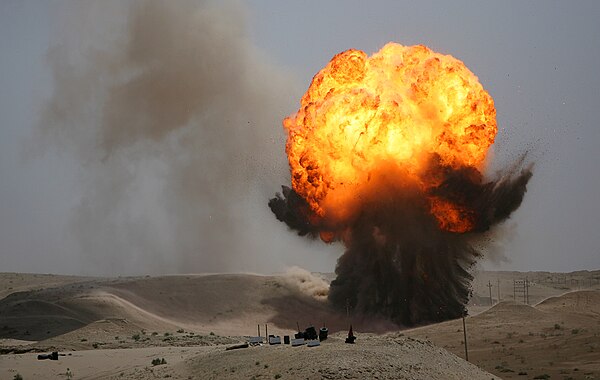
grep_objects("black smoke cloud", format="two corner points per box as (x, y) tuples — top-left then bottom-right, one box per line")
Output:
(35, 0), (300, 275)
(270, 155), (532, 326)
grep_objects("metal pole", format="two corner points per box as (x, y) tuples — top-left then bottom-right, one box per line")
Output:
(487, 280), (493, 306)
(462, 315), (469, 362)
(258, 324), (260, 337)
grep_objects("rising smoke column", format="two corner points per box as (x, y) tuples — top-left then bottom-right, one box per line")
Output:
(270, 43), (532, 326)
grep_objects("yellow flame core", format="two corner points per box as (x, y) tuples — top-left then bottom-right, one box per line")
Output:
(284, 43), (496, 232)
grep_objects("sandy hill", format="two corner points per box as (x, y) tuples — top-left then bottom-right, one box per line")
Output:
(184, 333), (497, 380)
(0, 334), (498, 380)
(0, 272), (92, 300)
(536, 289), (600, 315)
(406, 290), (600, 379)
(0, 273), (396, 347)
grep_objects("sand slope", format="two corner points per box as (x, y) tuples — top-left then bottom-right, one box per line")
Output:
(2, 270), (599, 379)
(0, 334), (498, 380)
(186, 333), (498, 380)
(406, 290), (600, 379)
(0, 273), (396, 349)
(0, 273), (92, 300)
(536, 289), (600, 315)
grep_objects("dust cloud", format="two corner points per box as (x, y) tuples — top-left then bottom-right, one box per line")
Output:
(35, 0), (304, 275)
(281, 267), (329, 301)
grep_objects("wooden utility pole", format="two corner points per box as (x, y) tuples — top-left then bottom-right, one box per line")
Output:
(497, 278), (501, 302)
(487, 280), (493, 306)
(462, 314), (469, 362)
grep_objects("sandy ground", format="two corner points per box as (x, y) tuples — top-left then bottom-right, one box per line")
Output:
(1, 270), (599, 379)
(0, 333), (497, 380)
(186, 332), (498, 380)
(407, 270), (600, 380)
(0, 346), (202, 379)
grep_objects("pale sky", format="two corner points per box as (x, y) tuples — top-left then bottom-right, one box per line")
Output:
(1, 1), (599, 275)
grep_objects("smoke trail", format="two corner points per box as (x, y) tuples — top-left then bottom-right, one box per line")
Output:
(35, 0), (300, 275)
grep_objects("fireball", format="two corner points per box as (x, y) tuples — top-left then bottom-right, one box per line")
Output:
(284, 43), (496, 232)
(270, 42), (531, 326)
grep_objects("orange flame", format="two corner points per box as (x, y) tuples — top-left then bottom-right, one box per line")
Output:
(284, 43), (496, 233)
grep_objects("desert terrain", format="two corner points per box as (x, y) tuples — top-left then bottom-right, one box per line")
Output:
(0, 270), (598, 379)
(407, 270), (600, 379)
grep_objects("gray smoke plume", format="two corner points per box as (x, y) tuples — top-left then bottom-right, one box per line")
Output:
(35, 0), (300, 275)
